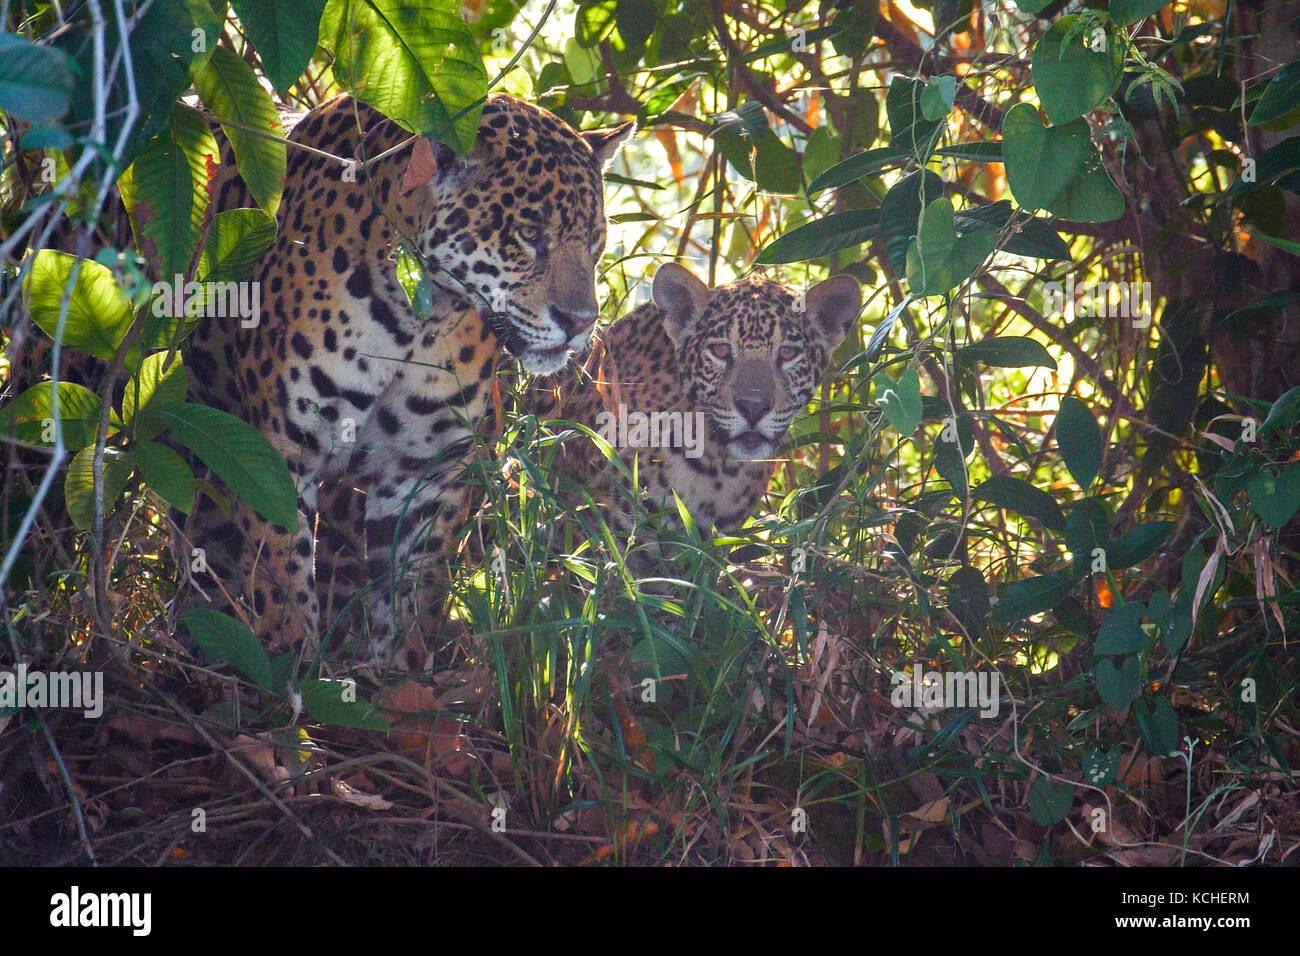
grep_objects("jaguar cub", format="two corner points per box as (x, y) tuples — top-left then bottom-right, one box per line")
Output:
(184, 94), (632, 662)
(534, 264), (861, 537)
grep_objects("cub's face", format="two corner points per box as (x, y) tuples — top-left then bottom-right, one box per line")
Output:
(417, 94), (633, 374)
(653, 266), (862, 461)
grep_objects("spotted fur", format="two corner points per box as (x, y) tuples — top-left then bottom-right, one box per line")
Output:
(534, 265), (860, 534)
(184, 93), (632, 663)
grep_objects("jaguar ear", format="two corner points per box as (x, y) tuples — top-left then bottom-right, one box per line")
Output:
(653, 263), (709, 345)
(582, 120), (636, 170)
(804, 274), (862, 350)
(402, 136), (483, 194)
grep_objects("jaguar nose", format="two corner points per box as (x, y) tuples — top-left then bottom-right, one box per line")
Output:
(734, 393), (771, 426)
(550, 305), (597, 340)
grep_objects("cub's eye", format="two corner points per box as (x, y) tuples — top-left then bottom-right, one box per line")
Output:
(777, 344), (801, 363)
(516, 222), (543, 246)
(708, 343), (732, 362)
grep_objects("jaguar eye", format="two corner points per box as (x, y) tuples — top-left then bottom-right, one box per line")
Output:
(777, 344), (800, 363)
(516, 222), (543, 246)
(708, 343), (732, 362)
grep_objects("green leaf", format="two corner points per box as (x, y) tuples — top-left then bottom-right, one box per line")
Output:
(880, 169), (945, 273)
(3, 382), (108, 450)
(805, 146), (905, 195)
(1096, 654), (1139, 711)
(1247, 461), (1300, 529)
(197, 209), (278, 284)
(953, 201), (1071, 260)
(64, 447), (134, 529)
(59, 0), (221, 167)
(959, 336), (1056, 369)
(801, 127), (843, 186)
(1082, 745), (1122, 786)
(22, 251), (134, 362)
(1108, 521), (1175, 569)
(1109, 1), (1168, 26)
(136, 440), (197, 514)
(946, 566), (990, 637)
(1056, 396), (1102, 490)
(301, 679), (390, 730)
(907, 197), (994, 298)
(1227, 137), (1300, 195)
(1259, 385), (1300, 435)
(921, 75), (956, 122)
(138, 402), (299, 531)
(886, 76), (941, 156)
(1031, 15), (1123, 125)
(1002, 102), (1125, 222)
(185, 607), (273, 690)
(193, 46), (287, 215)
(1065, 497), (1109, 573)
(332, 0), (489, 156)
(973, 474), (1066, 530)
(993, 573), (1072, 622)
(132, 104), (221, 283)
(123, 352), (188, 439)
(1248, 61), (1300, 128)
(873, 367), (922, 437)
(754, 209), (879, 264)
(933, 141), (1003, 162)
(1135, 697), (1180, 756)
(0, 32), (75, 123)
(1095, 602), (1147, 655)
(615, 0), (657, 48)
(1028, 776), (1072, 826)
(231, 0), (328, 96)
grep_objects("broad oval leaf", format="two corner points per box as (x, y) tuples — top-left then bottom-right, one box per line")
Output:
(974, 474), (1066, 530)
(1248, 60), (1300, 128)
(0, 32), (74, 123)
(194, 46), (286, 215)
(230, 0), (328, 96)
(185, 607), (273, 690)
(755, 209), (880, 264)
(1095, 602), (1147, 655)
(123, 352), (188, 435)
(64, 447), (134, 529)
(1031, 15), (1123, 125)
(137, 402), (299, 531)
(136, 440), (197, 514)
(1002, 102), (1124, 222)
(1096, 654), (1140, 711)
(197, 208), (278, 284)
(959, 336), (1056, 369)
(1056, 396), (1102, 490)
(992, 573), (1073, 622)
(22, 251), (134, 361)
(301, 679), (390, 730)
(331, 0), (489, 156)
(3, 382), (108, 449)
(1108, 520), (1176, 569)
(873, 367), (922, 437)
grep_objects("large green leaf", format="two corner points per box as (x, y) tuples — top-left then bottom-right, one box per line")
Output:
(1056, 396), (1102, 491)
(3, 382), (110, 450)
(0, 33), (74, 123)
(953, 201), (1072, 261)
(886, 76), (941, 157)
(132, 105), (221, 283)
(880, 169), (945, 273)
(973, 474), (1066, 531)
(231, 0), (328, 96)
(1247, 461), (1300, 529)
(22, 251), (134, 362)
(1248, 60), (1300, 128)
(1002, 102), (1124, 222)
(185, 607), (273, 690)
(993, 573), (1072, 622)
(193, 46), (287, 214)
(959, 336), (1056, 369)
(123, 352), (188, 440)
(1031, 15), (1123, 125)
(873, 367), (922, 437)
(197, 209), (278, 284)
(1095, 602), (1147, 654)
(1108, 521), (1175, 569)
(1028, 776), (1072, 826)
(754, 209), (879, 264)
(331, 0), (489, 156)
(137, 403), (299, 531)
(57, 0), (221, 167)
(64, 447), (134, 529)
(136, 440), (197, 514)
(805, 146), (905, 195)
(1134, 697), (1180, 756)
(1096, 654), (1139, 711)
(1109, 1), (1168, 26)
(905, 197), (996, 297)
(301, 679), (390, 730)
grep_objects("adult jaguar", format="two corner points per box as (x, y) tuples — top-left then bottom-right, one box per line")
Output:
(183, 93), (633, 664)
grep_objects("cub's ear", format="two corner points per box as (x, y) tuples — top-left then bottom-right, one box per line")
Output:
(653, 262), (709, 345)
(804, 275), (862, 350)
(582, 120), (636, 170)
